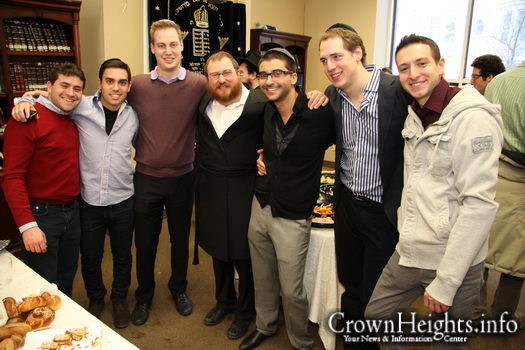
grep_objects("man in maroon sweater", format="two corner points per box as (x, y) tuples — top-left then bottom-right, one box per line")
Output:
(126, 19), (207, 325)
(2, 63), (85, 297)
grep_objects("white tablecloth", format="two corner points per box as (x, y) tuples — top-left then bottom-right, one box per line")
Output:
(0, 250), (138, 350)
(304, 226), (344, 350)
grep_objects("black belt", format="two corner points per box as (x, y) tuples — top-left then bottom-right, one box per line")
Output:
(31, 200), (77, 208)
(343, 186), (379, 204)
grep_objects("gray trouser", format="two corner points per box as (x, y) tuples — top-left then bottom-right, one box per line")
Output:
(365, 251), (483, 350)
(247, 197), (314, 349)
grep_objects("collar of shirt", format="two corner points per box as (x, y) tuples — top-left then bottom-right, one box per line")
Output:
(206, 85), (249, 138)
(337, 64), (380, 110)
(150, 66), (187, 84)
(271, 86), (305, 128)
(411, 78), (460, 129)
(292, 86), (307, 116)
(36, 95), (69, 115)
(92, 90), (130, 115)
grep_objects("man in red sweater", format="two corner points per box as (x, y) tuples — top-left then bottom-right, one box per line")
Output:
(2, 62), (85, 297)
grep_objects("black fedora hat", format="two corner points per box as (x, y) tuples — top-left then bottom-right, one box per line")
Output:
(236, 50), (262, 71)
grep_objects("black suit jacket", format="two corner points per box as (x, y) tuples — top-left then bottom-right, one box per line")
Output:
(326, 72), (411, 227)
(194, 88), (267, 261)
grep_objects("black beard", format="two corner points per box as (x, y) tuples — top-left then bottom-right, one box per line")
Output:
(207, 81), (242, 105)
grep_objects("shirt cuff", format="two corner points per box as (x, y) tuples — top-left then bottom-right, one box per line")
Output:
(19, 222), (38, 234)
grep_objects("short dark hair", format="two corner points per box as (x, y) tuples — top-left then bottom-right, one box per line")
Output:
(471, 55), (505, 79)
(98, 58), (132, 81)
(48, 62), (86, 89)
(260, 48), (297, 72)
(395, 34), (441, 63)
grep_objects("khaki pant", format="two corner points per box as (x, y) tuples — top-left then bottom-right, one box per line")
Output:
(247, 197), (313, 349)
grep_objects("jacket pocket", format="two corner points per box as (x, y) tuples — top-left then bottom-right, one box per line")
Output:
(427, 134), (452, 177)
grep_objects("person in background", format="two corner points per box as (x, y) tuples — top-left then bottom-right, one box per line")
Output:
(381, 67), (392, 75)
(319, 27), (411, 349)
(2, 62), (84, 297)
(482, 60), (525, 329)
(365, 35), (502, 348)
(236, 50), (262, 90)
(126, 19), (207, 326)
(470, 54), (505, 95)
(239, 48), (334, 350)
(11, 58), (139, 329)
(195, 51), (267, 340)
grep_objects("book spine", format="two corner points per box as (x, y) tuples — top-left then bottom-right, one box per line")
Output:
(41, 23), (58, 52)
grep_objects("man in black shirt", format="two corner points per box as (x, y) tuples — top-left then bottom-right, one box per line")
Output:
(239, 48), (335, 350)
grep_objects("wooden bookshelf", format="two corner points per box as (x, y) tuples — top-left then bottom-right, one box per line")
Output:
(250, 29), (311, 91)
(0, 0), (82, 256)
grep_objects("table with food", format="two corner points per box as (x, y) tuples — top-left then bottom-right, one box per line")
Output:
(0, 249), (138, 350)
(304, 170), (343, 350)
(312, 170), (335, 227)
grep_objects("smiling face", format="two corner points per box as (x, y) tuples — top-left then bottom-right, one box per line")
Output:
(99, 67), (131, 111)
(46, 74), (83, 113)
(396, 43), (444, 107)
(319, 36), (363, 92)
(150, 27), (183, 77)
(258, 58), (297, 103)
(206, 57), (242, 105)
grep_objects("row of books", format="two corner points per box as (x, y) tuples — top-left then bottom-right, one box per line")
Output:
(9, 61), (70, 93)
(4, 19), (72, 53)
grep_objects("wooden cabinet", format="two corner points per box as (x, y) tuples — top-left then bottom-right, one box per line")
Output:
(0, 0), (82, 256)
(250, 29), (311, 90)
(0, 0), (82, 121)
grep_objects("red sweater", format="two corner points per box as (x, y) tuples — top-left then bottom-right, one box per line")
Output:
(1, 103), (80, 227)
(127, 71), (206, 177)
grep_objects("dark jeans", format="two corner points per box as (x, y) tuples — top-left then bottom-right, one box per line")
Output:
(334, 186), (398, 350)
(212, 257), (255, 320)
(25, 200), (81, 297)
(79, 196), (134, 301)
(133, 171), (194, 304)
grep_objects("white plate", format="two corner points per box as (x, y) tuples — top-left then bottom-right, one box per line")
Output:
(24, 323), (101, 349)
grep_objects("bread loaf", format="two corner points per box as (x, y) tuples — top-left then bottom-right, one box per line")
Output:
(25, 306), (55, 329)
(3, 322), (32, 337)
(6, 316), (24, 324)
(41, 292), (62, 311)
(8, 334), (22, 349)
(0, 328), (10, 341)
(0, 338), (16, 350)
(1, 298), (19, 319)
(18, 295), (47, 313)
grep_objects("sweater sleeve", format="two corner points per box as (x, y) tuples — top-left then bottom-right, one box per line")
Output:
(1, 119), (37, 228)
(426, 111), (503, 306)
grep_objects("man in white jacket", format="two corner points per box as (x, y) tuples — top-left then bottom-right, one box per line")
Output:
(365, 34), (503, 346)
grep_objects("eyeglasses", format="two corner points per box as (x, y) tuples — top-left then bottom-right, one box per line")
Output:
(257, 69), (294, 80)
(470, 74), (482, 79)
(208, 69), (235, 80)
